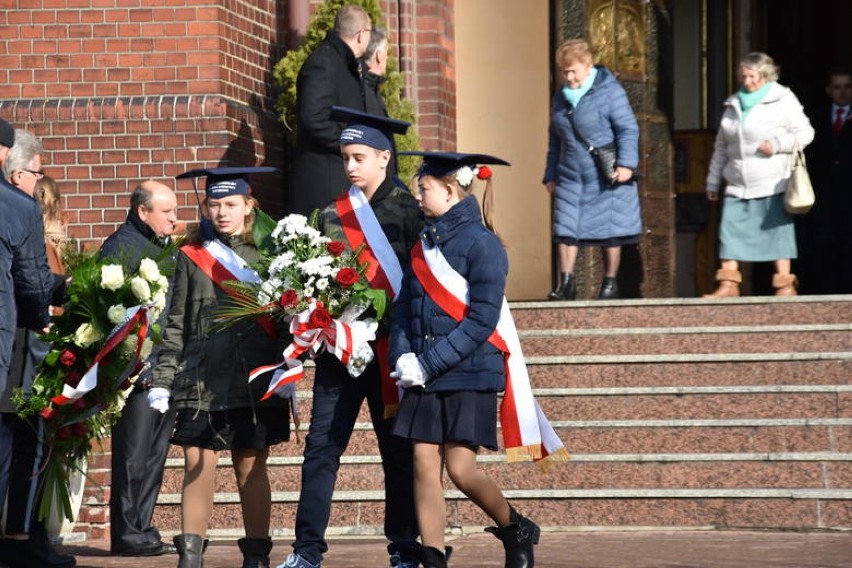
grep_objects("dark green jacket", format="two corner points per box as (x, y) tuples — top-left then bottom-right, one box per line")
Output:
(152, 235), (287, 412)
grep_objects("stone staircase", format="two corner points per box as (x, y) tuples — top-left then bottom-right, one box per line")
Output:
(76, 295), (852, 540)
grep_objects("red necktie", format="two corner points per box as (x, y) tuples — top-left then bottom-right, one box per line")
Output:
(834, 108), (845, 136)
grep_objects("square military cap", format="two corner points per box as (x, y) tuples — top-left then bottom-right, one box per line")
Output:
(331, 106), (410, 151)
(398, 151), (510, 179)
(177, 166), (280, 198)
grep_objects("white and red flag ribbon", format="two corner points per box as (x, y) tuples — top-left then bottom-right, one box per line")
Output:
(51, 305), (150, 406)
(410, 240), (569, 467)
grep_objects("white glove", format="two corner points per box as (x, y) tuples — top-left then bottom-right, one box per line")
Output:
(390, 352), (427, 389)
(147, 387), (170, 414)
(271, 369), (296, 399)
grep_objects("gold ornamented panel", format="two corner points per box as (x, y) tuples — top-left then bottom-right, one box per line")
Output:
(588, 0), (646, 76)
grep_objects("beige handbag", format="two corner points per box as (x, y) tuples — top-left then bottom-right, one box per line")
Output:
(783, 147), (815, 215)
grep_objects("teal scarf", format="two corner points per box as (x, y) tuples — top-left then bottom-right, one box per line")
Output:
(737, 82), (772, 120)
(562, 67), (598, 108)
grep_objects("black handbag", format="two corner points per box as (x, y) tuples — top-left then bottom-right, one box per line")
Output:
(566, 106), (623, 187)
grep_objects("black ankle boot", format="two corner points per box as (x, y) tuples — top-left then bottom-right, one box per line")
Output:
(238, 537), (272, 568)
(419, 545), (452, 568)
(597, 277), (619, 299)
(547, 272), (576, 301)
(174, 534), (208, 568)
(485, 507), (540, 568)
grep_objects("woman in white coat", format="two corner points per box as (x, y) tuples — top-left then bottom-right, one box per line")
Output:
(704, 52), (814, 297)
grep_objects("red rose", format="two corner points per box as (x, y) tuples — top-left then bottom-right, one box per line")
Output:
(59, 349), (77, 367)
(55, 426), (72, 441)
(477, 165), (493, 180)
(64, 370), (82, 388)
(326, 241), (346, 257)
(307, 306), (333, 329)
(278, 289), (299, 309)
(40, 407), (57, 421)
(73, 398), (88, 410)
(335, 267), (360, 287)
(71, 423), (88, 437)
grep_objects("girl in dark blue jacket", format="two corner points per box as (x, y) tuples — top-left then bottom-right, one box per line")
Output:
(390, 152), (540, 568)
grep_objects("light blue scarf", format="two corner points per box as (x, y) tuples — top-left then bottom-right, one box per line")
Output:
(737, 82), (772, 120)
(562, 66), (598, 108)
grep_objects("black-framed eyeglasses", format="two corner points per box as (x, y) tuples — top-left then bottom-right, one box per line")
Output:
(23, 168), (45, 178)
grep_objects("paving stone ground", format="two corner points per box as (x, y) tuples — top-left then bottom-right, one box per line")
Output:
(56, 529), (851, 568)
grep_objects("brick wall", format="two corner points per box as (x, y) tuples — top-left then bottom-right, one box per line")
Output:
(0, 1), (288, 248)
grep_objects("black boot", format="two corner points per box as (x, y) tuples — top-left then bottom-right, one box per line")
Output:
(419, 545), (453, 568)
(238, 537), (272, 568)
(174, 534), (208, 568)
(597, 277), (619, 299)
(547, 272), (576, 301)
(485, 507), (540, 568)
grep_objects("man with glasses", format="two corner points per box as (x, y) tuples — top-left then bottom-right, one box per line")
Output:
(0, 127), (74, 567)
(288, 4), (372, 216)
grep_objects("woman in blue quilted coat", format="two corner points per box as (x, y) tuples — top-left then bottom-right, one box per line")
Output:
(543, 39), (642, 300)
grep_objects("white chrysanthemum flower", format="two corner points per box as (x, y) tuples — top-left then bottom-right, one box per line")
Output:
(315, 277), (329, 291)
(130, 276), (152, 302)
(107, 304), (127, 325)
(100, 264), (125, 291)
(455, 166), (475, 187)
(269, 252), (296, 274)
(74, 322), (103, 347)
(138, 258), (161, 283)
(299, 256), (334, 276)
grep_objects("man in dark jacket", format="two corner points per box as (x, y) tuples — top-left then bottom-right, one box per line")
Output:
(288, 4), (371, 216)
(0, 126), (73, 568)
(798, 67), (852, 293)
(99, 180), (179, 557)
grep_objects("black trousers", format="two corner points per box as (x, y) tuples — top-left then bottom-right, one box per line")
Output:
(108, 387), (175, 552)
(292, 355), (420, 565)
(0, 412), (45, 535)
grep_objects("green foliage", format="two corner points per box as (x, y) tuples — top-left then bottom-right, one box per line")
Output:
(272, 0), (420, 183)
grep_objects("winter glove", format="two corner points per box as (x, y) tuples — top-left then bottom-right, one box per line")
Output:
(147, 387), (170, 414)
(391, 352), (427, 389)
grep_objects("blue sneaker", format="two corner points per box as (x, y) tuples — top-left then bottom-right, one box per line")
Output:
(277, 552), (321, 568)
(389, 551), (419, 568)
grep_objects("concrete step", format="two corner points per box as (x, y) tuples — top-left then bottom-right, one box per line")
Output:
(519, 325), (852, 356)
(512, 296), (852, 330)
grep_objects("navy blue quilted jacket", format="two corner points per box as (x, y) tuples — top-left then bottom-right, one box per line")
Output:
(0, 180), (54, 392)
(544, 65), (643, 240)
(389, 196), (508, 393)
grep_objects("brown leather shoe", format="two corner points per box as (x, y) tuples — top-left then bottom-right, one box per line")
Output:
(772, 273), (798, 296)
(703, 269), (742, 298)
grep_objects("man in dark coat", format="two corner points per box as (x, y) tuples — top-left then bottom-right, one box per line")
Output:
(0, 126), (73, 568)
(287, 4), (371, 216)
(99, 180), (179, 557)
(798, 67), (852, 293)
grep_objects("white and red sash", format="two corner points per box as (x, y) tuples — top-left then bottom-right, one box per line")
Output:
(181, 240), (277, 338)
(335, 186), (402, 299)
(335, 186), (404, 415)
(411, 240), (569, 466)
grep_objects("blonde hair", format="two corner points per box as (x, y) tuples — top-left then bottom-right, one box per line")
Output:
(189, 195), (258, 244)
(739, 52), (779, 82)
(555, 39), (594, 68)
